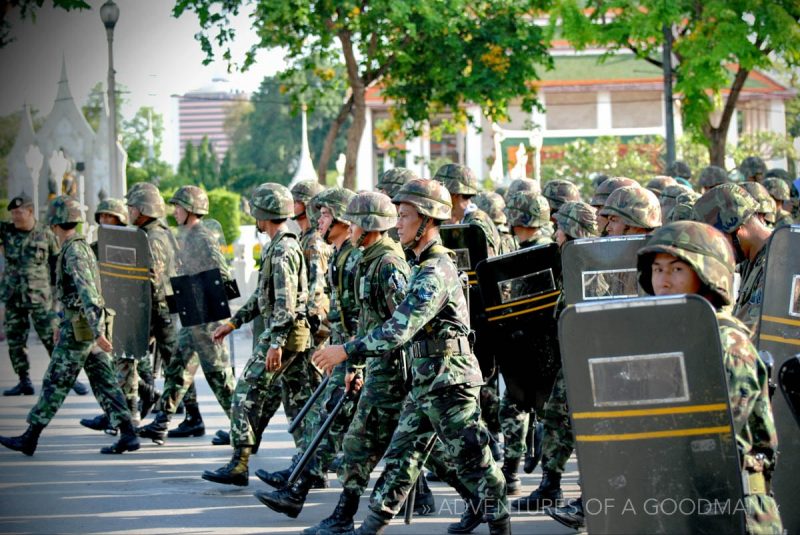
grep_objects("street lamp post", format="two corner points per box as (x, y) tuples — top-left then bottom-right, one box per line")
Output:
(100, 0), (120, 196)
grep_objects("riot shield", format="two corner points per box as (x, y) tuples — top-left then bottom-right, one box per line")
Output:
(170, 268), (232, 327)
(559, 295), (745, 535)
(476, 243), (561, 411)
(561, 235), (649, 306)
(97, 225), (152, 359)
(756, 224), (800, 532)
(440, 224), (492, 376)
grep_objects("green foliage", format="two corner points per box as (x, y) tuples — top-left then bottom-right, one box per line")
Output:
(1, 0), (90, 47)
(81, 82), (126, 132)
(729, 132), (798, 167)
(164, 136), (220, 189)
(207, 188), (241, 243)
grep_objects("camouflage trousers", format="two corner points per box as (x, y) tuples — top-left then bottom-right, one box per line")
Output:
(745, 494), (783, 534)
(369, 385), (508, 521)
(480, 376), (502, 435)
(28, 319), (131, 428)
(160, 321), (235, 417)
(4, 299), (56, 377)
(540, 369), (574, 473)
(229, 341), (312, 448)
(499, 392), (531, 461)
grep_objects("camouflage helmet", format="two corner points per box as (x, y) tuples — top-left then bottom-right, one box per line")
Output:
(646, 175), (678, 196)
(169, 185), (209, 215)
(392, 178), (452, 220)
(667, 191), (701, 223)
(343, 191), (397, 232)
(739, 156), (767, 181)
(47, 195), (83, 225)
(555, 201), (599, 239)
(126, 182), (166, 219)
(666, 160), (692, 180)
(434, 163), (479, 196)
(506, 178), (541, 200)
(291, 180), (325, 204)
(505, 191), (550, 228)
(474, 191), (507, 226)
(660, 184), (692, 224)
(698, 165), (729, 190)
(763, 176), (791, 201)
(765, 168), (790, 182)
(494, 185), (508, 198)
(315, 187), (356, 222)
(94, 198), (129, 225)
(740, 182), (777, 223)
(590, 176), (639, 207)
(542, 179), (581, 211)
(637, 220), (735, 308)
(600, 185), (662, 229)
(250, 182), (294, 220)
(591, 173), (610, 190)
(693, 183), (758, 234)
(376, 168), (418, 198)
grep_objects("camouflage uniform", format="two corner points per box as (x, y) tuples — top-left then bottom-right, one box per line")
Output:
(474, 191), (517, 255)
(660, 184), (692, 224)
(741, 182), (777, 227)
(345, 179), (508, 533)
(0, 197), (59, 387)
(542, 179), (581, 214)
(763, 177), (794, 228)
(376, 167), (418, 242)
(667, 190), (701, 222)
(600, 185), (662, 232)
(0, 196), (139, 456)
(636, 220), (782, 534)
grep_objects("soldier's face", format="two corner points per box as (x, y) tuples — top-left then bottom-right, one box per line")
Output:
(555, 228), (568, 248)
(650, 253), (702, 296)
(127, 206), (141, 225)
(350, 225), (364, 246)
(605, 215), (628, 236)
(396, 203), (422, 246)
(596, 213), (609, 234)
(173, 205), (189, 225)
(98, 213), (121, 226)
(294, 201), (306, 218)
(318, 207), (334, 236)
(10, 206), (34, 229)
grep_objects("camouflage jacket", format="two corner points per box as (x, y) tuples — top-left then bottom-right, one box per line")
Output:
(177, 222), (231, 281)
(232, 230), (308, 347)
(327, 239), (361, 344)
(0, 221), (59, 306)
(349, 235), (410, 407)
(57, 234), (106, 338)
(462, 206), (501, 257)
(734, 244), (767, 336)
(140, 218), (178, 304)
(717, 312), (778, 473)
(300, 227), (332, 321)
(344, 237), (483, 396)
(774, 209), (794, 229)
(498, 230), (518, 255)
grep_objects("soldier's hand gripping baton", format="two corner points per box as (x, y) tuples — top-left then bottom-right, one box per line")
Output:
(287, 386), (354, 486)
(287, 375), (330, 434)
(404, 434), (438, 524)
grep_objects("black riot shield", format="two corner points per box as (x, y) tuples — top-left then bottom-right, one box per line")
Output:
(561, 235), (649, 306)
(756, 224), (800, 532)
(97, 225), (152, 359)
(559, 295), (745, 535)
(170, 268), (232, 327)
(476, 243), (561, 411)
(441, 224), (493, 376)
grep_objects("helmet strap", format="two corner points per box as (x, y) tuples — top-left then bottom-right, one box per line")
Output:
(404, 214), (430, 250)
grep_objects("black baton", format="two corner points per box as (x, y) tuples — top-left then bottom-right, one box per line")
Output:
(288, 375), (330, 434)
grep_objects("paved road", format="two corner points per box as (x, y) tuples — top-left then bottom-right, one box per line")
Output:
(0, 329), (579, 534)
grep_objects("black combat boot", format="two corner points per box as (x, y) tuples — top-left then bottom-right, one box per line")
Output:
(545, 496), (584, 530)
(211, 429), (230, 445)
(510, 470), (562, 512)
(255, 475), (315, 518)
(80, 414), (110, 432)
(167, 402), (205, 438)
(100, 420), (140, 454)
(137, 412), (170, 445)
(523, 421), (543, 474)
(3, 375), (34, 396)
(488, 515), (512, 535)
(502, 457), (522, 496)
(302, 488), (360, 535)
(201, 446), (251, 486)
(255, 455), (328, 490)
(352, 510), (392, 535)
(447, 497), (484, 534)
(0, 424), (44, 456)
(72, 380), (89, 396)
(138, 381), (160, 419)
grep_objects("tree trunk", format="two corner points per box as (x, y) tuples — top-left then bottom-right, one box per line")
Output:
(316, 96), (353, 184)
(339, 30), (367, 191)
(701, 67), (750, 169)
(707, 127), (727, 167)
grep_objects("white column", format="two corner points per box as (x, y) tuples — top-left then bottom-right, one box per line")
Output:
(466, 105), (484, 179)
(406, 135), (423, 177)
(420, 122), (431, 178)
(597, 91), (612, 131)
(769, 99), (787, 169)
(356, 107), (374, 191)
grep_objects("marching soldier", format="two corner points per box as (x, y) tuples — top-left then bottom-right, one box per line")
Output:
(0, 196), (139, 455)
(313, 179), (510, 535)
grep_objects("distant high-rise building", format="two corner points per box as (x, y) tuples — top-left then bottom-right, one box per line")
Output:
(178, 76), (247, 163)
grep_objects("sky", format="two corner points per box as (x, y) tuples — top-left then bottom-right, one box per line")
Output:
(0, 0), (287, 166)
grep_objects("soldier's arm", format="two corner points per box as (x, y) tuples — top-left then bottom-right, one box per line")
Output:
(344, 263), (445, 358)
(230, 287), (260, 328)
(268, 243), (301, 347)
(65, 243), (106, 338)
(305, 239), (326, 319)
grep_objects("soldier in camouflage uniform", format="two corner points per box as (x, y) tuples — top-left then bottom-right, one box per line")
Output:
(313, 179), (510, 535)
(588, 177), (638, 235)
(254, 187), (361, 496)
(740, 156), (767, 183)
(741, 182), (778, 227)
(202, 183), (311, 487)
(474, 191), (517, 255)
(376, 167), (417, 241)
(0, 195), (60, 396)
(514, 201), (599, 519)
(666, 160), (692, 187)
(667, 190), (701, 222)
(660, 184), (693, 225)
(763, 176), (794, 228)
(600, 185), (662, 236)
(138, 186), (236, 444)
(504, 177), (540, 199)
(645, 175), (678, 199)
(693, 184), (773, 336)
(542, 179), (581, 215)
(636, 220), (783, 534)
(698, 165), (729, 193)
(0, 196), (140, 456)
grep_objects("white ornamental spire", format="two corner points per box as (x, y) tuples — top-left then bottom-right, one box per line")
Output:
(290, 104), (317, 188)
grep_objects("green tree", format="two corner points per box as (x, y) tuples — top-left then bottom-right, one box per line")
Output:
(81, 81), (126, 133)
(167, 136), (219, 189)
(554, 0), (800, 166)
(1, 0), (89, 47)
(174, 0), (553, 189)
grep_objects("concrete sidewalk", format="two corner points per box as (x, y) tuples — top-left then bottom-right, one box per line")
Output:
(0, 329), (578, 534)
